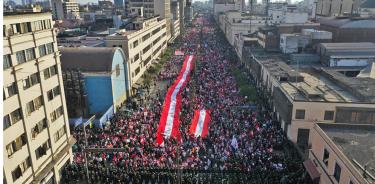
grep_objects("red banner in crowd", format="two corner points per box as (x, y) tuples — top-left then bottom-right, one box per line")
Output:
(189, 109), (211, 138)
(156, 55), (195, 145)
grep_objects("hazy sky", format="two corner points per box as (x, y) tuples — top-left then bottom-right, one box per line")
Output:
(11, 0), (302, 5)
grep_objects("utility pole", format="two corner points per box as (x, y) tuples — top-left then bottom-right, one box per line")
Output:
(82, 115), (95, 184)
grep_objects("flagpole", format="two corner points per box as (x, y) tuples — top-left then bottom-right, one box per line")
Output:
(83, 115), (95, 183)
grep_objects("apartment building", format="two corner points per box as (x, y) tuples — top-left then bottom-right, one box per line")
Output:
(3, 12), (74, 184)
(307, 123), (375, 184)
(171, 1), (181, 41)
(105, 16), (168, 88)
(127, 0), (172, 40)
(248, 58), (375, 151)
(51, 0), (80, 20)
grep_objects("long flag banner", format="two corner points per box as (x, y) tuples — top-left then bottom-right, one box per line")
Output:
(189, 109), (211, 138)
(156, 55), (195, 145)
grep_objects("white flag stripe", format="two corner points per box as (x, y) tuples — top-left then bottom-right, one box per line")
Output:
(164, 55), (194, 137)
(194, 110), (207, 137)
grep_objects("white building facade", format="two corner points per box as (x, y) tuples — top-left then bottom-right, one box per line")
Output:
(105, 17), (168, 87)
(3, 12), (74, 184)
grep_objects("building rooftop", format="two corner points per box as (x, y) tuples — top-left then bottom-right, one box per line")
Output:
(318, 123), (375, 181)
(59, 47), (125, 72)
(280, 71), (359, 103)
(319, 42), (375, 57)
(318, 17), (375, 29)
(320, 68), (375, 103)
(262, 61), (304, 82)
(3, 12), (49, 16)
(319, 42), (375, 50)
(278, 66), (375, 103)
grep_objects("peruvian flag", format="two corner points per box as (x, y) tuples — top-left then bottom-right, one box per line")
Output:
(156, 55), (195, 145)
(189, 109), (211, 138)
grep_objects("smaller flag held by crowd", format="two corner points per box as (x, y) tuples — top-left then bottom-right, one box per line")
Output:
(189, 109), (211, 138)
(174, 50), (184, 56)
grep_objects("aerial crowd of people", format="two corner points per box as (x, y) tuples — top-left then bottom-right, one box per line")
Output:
(62, 14), (310, 184)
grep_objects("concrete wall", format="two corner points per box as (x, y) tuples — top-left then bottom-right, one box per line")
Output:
(289, 101), (374, 145)
(280, 34), (299, 54)
(111, 50), (128, 110)
(309, 125), (365, 184)
(84, 75), (113, 115)
(328, 57), (373, 67)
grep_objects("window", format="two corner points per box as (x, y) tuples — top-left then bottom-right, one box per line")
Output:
(333, 163), (341, 182)
(47, 86), (60, 101)
(12, 166), (22, 182)
(50, 106), (64, 122)
(324, 111), (334, 120)
(4, 115), (11, 130)
(350, 111), (359, 122)
(44, 65), (57, 80)
(43, 19), (51, 29)
(30, 73), (39, 85)
(50, 65), (57, 76)
(20, 157), (31, 174)
(135, 67), (140, 76)
(56, 106), (64, 117)
(39, 45), (46, 57)
(115, 64), (120, 77)
(6, 82), (18, 98)
(143, 44), (151, 53)
(32, 20), (43, 31)
(44, 68), (51, 79)
(23, 73), (40, 90)
(6, 133), (27, 157)
(34, 96), (43, 110)
(53, 86), (60, 97)
(26, 100), (35, 115)
(16, 51), (26, 64)
(35, 140), (50, 160)
(142, 33), (150, 42)
(295, 109), (305, 119)
(323, 148), (329, 166)
(54, 126), (66, 142)
(26, 96), (43, 116)
(134, 53), (140, 63)
(25, 48), (35, 61)
(3, 54), (12, 69)
(133, 40), (139, 48)
(10, 108), (22, 124)
(46, 43), (54, 54)
(32, 119), (47, 138)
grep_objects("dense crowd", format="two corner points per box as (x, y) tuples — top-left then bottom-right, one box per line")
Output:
(62, 15), (310, 184)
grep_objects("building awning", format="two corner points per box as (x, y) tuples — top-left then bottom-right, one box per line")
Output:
(303, 159), (321, 181)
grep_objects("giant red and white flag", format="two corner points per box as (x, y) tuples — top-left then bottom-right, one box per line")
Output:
(189, 109), (211, 138)
(156, 55), (195, 145)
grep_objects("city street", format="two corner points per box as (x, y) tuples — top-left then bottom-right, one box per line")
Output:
(61, 13), (311, 184)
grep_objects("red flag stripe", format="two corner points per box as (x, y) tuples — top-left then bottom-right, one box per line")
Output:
(156, 55), (195, 145)
(201, 110), (211, 138)
(189, 110), (200, 136)
(190, 109), (211, 138)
